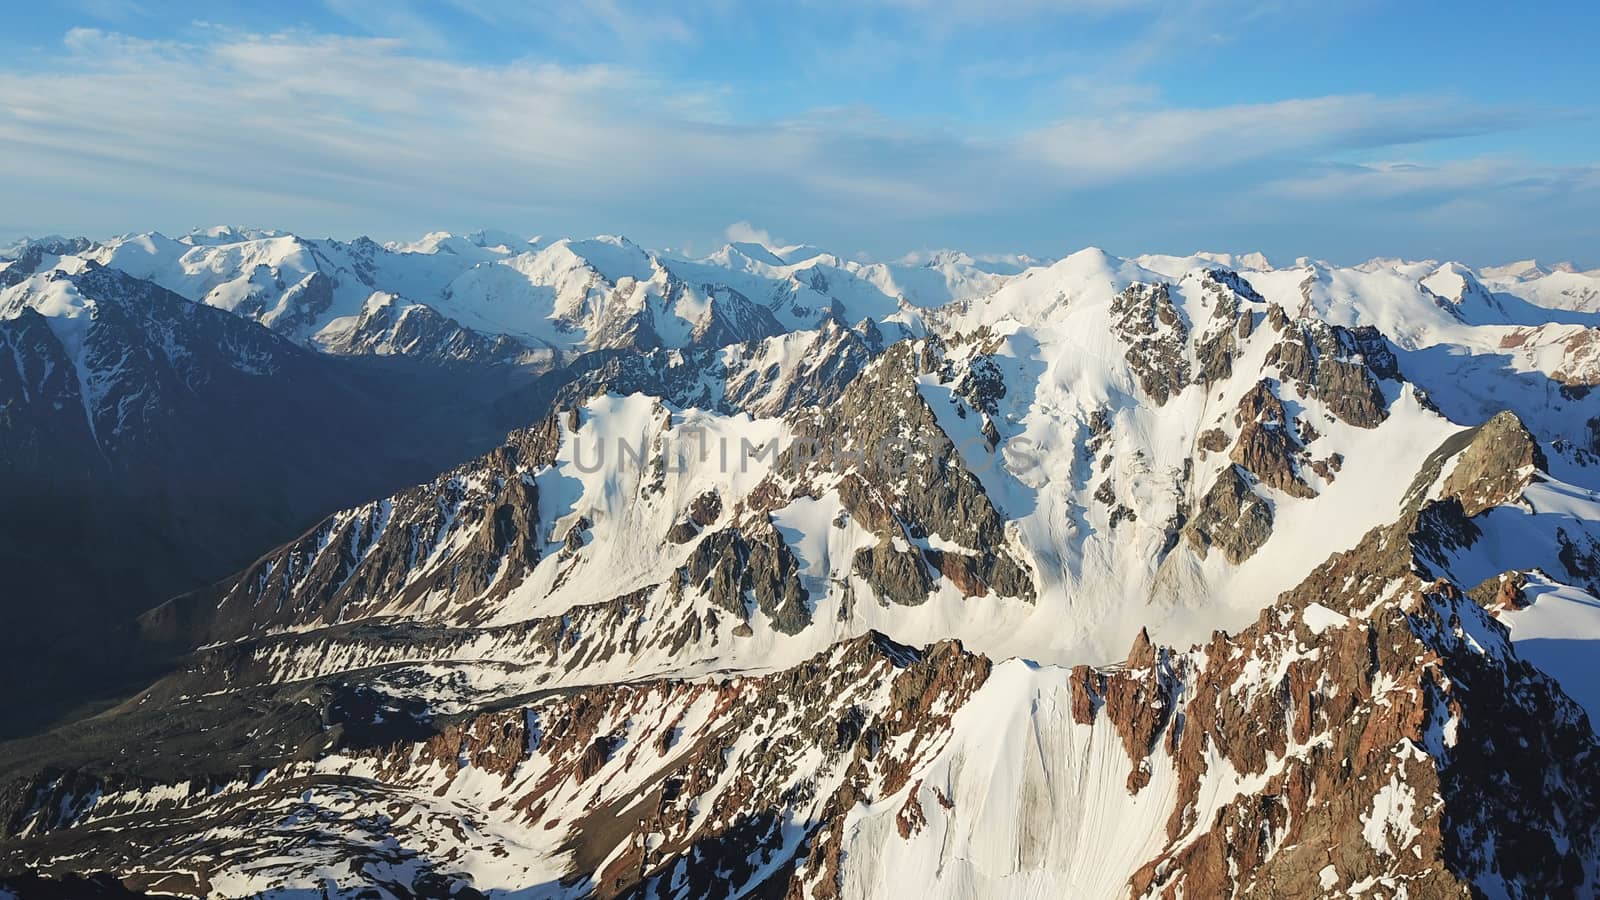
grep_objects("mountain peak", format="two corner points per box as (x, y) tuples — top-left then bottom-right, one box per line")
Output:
(463, 228), (535, 251)
(1481, 258), (1548, 280)
(182, 225), (283, 246)
(713, 241), (788, 267)
(6, 224), (1600, 899)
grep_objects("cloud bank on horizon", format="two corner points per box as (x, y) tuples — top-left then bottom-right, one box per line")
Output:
(0, 0), (1595, 266)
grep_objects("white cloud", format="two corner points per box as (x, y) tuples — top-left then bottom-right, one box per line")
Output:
(1016, 95), (1512, 184)
(0, 27), (1577, 262)
(724, 221), (782, 247)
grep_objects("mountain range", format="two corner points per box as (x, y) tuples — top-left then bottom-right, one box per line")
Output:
(2, 227), (1600, 897)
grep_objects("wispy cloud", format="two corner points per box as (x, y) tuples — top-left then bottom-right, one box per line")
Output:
(0, 25), (1588, 263)
(724, 221), (785, 247)
(442, 0), (699, 52)
(1016, 95), (1524, 183)
(1266, 158), (1600, 201)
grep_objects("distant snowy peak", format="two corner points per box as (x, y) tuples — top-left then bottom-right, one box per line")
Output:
(0, 263), (314, 474)
(383, 230), (511, 261)
(1479, 258), (1589, 280)
(464, 228), (542, 252)
(180, 225), (287, 246)
(895, 248), (1047, 271)
(1133, 250), (1274, 275)
(1419, 261), (1510, 322)
(313, 292), (532, 363)
(4, 228), (1599, 365)
(710, 241), (789, 268)
(1481, 266), (1600, 313)
(771, 242), (833, 265)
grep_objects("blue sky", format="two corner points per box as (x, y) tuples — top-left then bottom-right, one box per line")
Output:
(1, 0), (1596, 266)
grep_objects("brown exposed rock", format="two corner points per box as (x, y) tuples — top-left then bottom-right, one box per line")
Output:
(1440, 410), (1547, 516)
(575, 732), (624, 783)
(1069, 665), (1106, 726)
(1183, 464), (1274, 564)
(1195, 326), (1238, 387)
(1265, 320), (1397, 429)
(1192, 272), (1260, 388)
(1468, 572), (1530, 612)
(666, 519), (700, 544)
(1082, 629), (1182, 795)
(1266, 304), (1290, 332)
(1307, 454), (1343, 482)
(924, 549), (986, 597)
(952, 353), (1007, 415)
(562, 516), (592, 553)
(689, 490), (723, 527)
(1229, 380), (1317, 498)
(1197, 428), (1229, 453)
(896, 786), (927, 838)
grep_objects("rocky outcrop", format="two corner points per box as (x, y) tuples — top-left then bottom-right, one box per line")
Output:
(1229, 380), (1317, 498)
(1193, 269), (1261, 388)
(1439, 410), (1547, 516)
(679, 522), (811, 634)
(1086, 500), (1600, 898)
(0, 237), (96, 286)
(1500, 325), (1600, 388)
(852, 538), (935, 606)
(1112, 283), (1191, 406)
(259, 270), (336, 340)
(1557, 527), (1600, 597)
(1266, 319), (1397, 428)
(1183, 464), (1274, 563)
(951, 347), (1007, 416)
(666, 490), (724, 544)
(788, 341), (1036, 603)
(553, 318), (878, 418)
(1468, 571), (1531, 612)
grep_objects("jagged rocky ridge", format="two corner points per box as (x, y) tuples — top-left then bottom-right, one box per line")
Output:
(4, 237), (1600, 897)
(4, 412), (1599, 898)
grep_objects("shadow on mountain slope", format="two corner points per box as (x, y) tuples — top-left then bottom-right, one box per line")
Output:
(0, 353), (582, 739)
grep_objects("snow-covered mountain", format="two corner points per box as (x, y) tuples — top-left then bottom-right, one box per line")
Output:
(4, 230), (1600, 898)
(1, 228), (1016, 364)
(0, 240), (582, 739)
